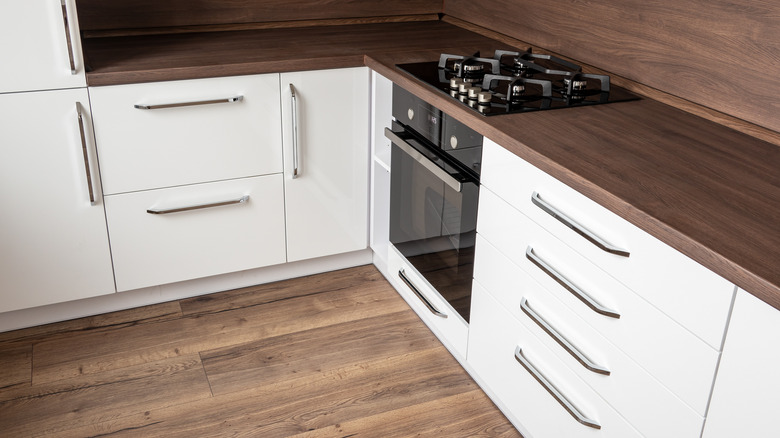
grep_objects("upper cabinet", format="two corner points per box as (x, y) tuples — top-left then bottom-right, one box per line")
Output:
(0, 88), (115, 312)
(0, 0), (86, 93)
(703, 289), (780, 438)
(280, 68), (370, 262)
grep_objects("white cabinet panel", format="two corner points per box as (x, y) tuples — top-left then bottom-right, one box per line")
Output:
(281, 68), (369, 262)
(475, 235), (704, 437)
(89, 74), (283, 194)
(105, 175), (286, 292)
(477, 187), (719, 415)
(469, 283), (643, 438)
(0, 89), (114, 312)
(703, 289), (778, 438)
(481, 139), (734, 350)
(0, 0), (86, 93)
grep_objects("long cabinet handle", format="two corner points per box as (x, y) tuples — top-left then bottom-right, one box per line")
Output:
(59, 0), (77, 75)
(514, 346), (601, 429)
(531, 191), (630, 257)
(398, 269), (447, 318)
(520, 298), (610, 375)
(147, 195), (249, 215)
(75, 102), (95, 204)
(134, 96), (243, 110)
(526, 247), (620, 319)
(384, 128), (462, 192)
(289, 84), (300, 179)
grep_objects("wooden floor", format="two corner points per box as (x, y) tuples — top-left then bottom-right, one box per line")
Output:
(0, 265), (521, 437)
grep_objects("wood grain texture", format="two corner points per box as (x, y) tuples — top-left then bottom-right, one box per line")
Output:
(444, 0), (780, 133)
(0, 344), (31, 392)
(0, 265), (520, 437)
(81, 21), (502, 86)
(365, 51), (780, 310)
(75, 0), (443, 31)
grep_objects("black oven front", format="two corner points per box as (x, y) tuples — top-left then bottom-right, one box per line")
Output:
(386, 85), (482, 323)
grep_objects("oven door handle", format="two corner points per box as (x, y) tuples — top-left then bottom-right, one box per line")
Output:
(384, 128), (462, 193)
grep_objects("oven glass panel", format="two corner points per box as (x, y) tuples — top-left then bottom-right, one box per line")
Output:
(389, 139), (478, 322)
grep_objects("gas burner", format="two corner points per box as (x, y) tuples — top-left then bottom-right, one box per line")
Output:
(438, 53), (500, 79)
(563, 77), (588, 91)
(482, 74), (552, 103)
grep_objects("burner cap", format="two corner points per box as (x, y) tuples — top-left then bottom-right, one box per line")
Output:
(509, 83), (526, 100)
(563, 77), (588, 92)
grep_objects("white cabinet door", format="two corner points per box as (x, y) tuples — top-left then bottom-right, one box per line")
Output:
(0, 88), (114, 312)
(0, 0), (86, 93)
(281, 68), (370, 262)
(702, 289), (778, 438)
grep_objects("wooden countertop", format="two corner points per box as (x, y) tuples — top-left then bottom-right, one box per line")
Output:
(82, 20), (780, 310)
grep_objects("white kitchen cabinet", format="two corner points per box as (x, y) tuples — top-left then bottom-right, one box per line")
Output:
(105, 175), (287, 292)
(280, 68), (370, 262)
(89, 74), (283, 195)
(0, 88), (115, 312)
(0, 0), (86, 93)
(702, 289), (779, 438)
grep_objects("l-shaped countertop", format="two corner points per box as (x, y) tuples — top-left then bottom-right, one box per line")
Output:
(81, 20), (780, 310)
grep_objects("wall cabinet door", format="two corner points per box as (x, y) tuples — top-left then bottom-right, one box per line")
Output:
(0, 0), (86, 93)
(702, 289), (779, 438)
(281, 68), (370, 262)
(0, 88), (114, 312)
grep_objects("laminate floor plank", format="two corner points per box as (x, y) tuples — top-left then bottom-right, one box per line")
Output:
(0, 265), (521, 437)
(0, 344), (32, 392)
(201, 310), (440, 396)
(0, 301), (183, 347)
(32, 275), (407, 385)
(0, 354), (212, 437)
(179, 264), (383, 316)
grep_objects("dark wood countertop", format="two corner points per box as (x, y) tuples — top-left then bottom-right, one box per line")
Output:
(82, 20), (780, 310)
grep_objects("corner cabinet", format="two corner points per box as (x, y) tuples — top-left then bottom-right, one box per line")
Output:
(0, 0), (86, 93)
(702, 289), (780, 438)
(0, 88), (115, 312)
(281, 68), (369, 262)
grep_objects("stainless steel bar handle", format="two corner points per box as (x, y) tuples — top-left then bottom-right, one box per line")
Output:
(526, 247), (620, 319)
(398, 269), (447, 318)
(147, 195), (249, 215)
(384, 128), (462, 192)
(531, 192), (630, 257)
(75, 103), (95, 204)
(520, 297), (611, 375)
(60, 0), (77, 75)
(290, 84), (300, 179)
(514, 346), (601, 429)
(134, 96), (244, 110)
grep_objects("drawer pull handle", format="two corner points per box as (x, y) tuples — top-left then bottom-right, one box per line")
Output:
(398, 269), (447, 318)
(75, 103), (96, 204)
(59, 0), (77, 75)
(134, 96), (244, 110)
(147, 195), (249, 215)
(514, 346), (601, 429)
(290, 84), (300, 179)
(526, 247), (620, 319)
(521, 298), (610, 375)
(531, 192), (629, 257)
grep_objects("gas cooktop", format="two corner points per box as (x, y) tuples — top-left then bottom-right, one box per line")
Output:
(397, 49), (640, 116)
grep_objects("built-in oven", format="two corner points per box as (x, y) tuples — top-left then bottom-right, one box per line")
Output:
(385, 85), (482, 323)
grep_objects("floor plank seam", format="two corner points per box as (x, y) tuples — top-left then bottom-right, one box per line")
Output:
(199, 351), (216, 398)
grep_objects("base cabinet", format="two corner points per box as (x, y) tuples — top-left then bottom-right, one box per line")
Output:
(280, 67), (370, 262)
(0, 88), (115, 312)
(702, 289), (780, 438)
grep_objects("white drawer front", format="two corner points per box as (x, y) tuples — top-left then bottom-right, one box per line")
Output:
(475, 235), (704, 437)
(481, 139), (734, 350)
(387, 246), (468, 359)
(469, 283), (643, 438)
(105, 175), (287, 291)
(90, 74), (283, 194)
(477, 188), (719, 416)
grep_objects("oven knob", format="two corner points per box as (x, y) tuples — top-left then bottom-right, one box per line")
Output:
(407, 108), (415, 120)
(450, 135), (458, 149)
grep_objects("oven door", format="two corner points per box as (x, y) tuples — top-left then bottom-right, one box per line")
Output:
(386, 126), (478, 323)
